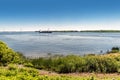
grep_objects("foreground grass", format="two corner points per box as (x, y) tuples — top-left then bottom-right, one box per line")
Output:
(0, 64), (90, 80)
(1, 64), (120, 80)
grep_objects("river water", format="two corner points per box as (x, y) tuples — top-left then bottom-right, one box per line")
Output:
(0, 32), (120, 57)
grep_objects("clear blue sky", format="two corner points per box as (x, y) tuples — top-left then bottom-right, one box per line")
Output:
(0, 0), (120, 31)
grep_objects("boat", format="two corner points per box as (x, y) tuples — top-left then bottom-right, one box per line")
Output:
(35, 31), (52, 33)
(35, 28), (52, 33)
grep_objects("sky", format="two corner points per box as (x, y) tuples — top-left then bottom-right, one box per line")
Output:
(0, 0), (120, 31)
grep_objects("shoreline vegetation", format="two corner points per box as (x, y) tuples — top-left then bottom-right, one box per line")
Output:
(35, 30), (79, 33)
(80, 30), (120, 32)
(1, 30), (120, 33)
(1, 40), (120, 79)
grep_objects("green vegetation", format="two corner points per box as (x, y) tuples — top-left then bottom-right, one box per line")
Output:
(0, 41), (22, 66)
(0, 64), (120, 80)
(1, 40), (120, 79)
(28, 54), (120, 73)
(0, 64), (40, 80)
(109, 47), (120, 53)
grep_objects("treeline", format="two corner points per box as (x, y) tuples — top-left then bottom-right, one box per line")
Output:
(80, 30), (120, 32)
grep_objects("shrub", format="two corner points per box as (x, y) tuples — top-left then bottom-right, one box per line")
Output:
(84, 56), (118, 73)
(0, 41), (21, 65)
(110, 47), (119, 53)
(24, 62), (33, 67)
(30, 54), (119, 73)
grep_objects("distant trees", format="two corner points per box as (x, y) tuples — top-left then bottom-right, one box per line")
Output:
(111, 47), (119, 53)
(107, 47), (120, 53)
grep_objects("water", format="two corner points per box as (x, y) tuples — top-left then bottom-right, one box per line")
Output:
(0, 31), (120, 57)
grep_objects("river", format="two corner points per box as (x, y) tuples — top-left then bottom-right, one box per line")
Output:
(0, 31), (120, 57)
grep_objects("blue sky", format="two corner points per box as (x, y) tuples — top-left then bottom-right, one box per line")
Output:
(0, 0), (120, 31)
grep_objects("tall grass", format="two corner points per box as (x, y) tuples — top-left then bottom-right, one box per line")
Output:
(27, 53), (120, 73)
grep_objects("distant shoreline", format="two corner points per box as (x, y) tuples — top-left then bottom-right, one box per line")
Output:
(80, 30), (120, 32)
(35, 30), (79, 33)
(1, 30), (120, 33)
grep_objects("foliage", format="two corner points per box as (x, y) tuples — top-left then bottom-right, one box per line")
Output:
(84, 56), (118, 73)
(0, 41), (22, 65)
(0, 64), (39, 80)
(107, 47), (120, 53)
(0, 64), (120, 80)
(111, 47), (120, 53)
(0, 64), (97, 80)
(29, 54), (120, 73)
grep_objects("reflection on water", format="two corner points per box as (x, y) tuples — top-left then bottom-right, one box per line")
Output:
(0, 32), (120, 57)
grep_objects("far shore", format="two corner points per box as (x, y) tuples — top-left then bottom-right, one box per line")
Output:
(2, 30), (120, 33)
(80, 30), (120, 32)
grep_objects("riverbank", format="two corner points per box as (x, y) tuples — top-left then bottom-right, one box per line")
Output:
(1, 40), (120, 79)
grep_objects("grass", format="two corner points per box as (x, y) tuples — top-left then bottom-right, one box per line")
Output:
(1, 64), (120, 80)
(27, 52), (120, 73)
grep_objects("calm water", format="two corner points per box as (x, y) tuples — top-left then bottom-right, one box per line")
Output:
(0, 32), (120, 57)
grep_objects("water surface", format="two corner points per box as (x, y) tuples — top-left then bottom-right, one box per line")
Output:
(0, 32), (120, 57)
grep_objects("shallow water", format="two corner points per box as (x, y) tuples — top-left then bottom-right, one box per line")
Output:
(0, 32), (120, 57)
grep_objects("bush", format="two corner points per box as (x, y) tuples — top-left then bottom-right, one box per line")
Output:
(0, 41), (21, 65)
(29, 54), (120, 73)
(109, 47), (120, 53)
(85, 56), (118, 73)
